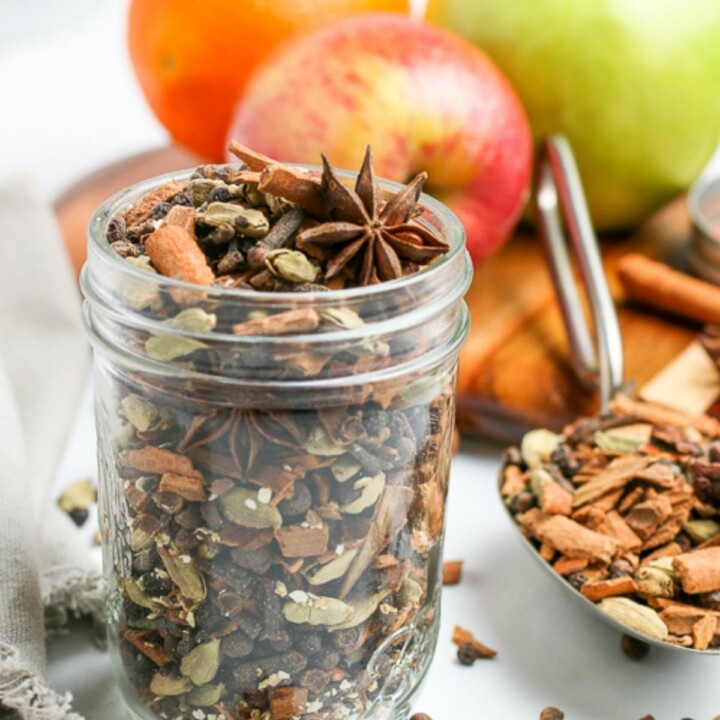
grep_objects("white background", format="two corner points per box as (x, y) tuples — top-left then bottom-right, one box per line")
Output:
(2, 1), (720, 719)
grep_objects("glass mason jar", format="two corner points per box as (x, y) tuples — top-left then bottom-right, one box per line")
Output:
(81, 168), (472, 720)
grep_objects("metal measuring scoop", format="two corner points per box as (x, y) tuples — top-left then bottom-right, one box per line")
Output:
(499, 134), (720, 655)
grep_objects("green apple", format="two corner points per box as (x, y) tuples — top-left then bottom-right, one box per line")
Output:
(427, 0), (720, 229)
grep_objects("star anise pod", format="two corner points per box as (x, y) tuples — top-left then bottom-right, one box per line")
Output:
(296, 147), (450, 286)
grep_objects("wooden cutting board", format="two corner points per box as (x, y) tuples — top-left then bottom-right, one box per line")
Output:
(55, 146), (717, 443)
(457, 199), (719, 442)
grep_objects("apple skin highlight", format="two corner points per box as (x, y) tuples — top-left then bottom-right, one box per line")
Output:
(227, 13), (532, 266)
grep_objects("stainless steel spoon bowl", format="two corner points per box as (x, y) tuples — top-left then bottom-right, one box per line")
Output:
(497, 475), (720, 656)
(509, 136), (720, 656)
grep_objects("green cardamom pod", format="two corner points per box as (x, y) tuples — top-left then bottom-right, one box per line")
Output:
(197, 202), (269, 238)
(265, 249), (319, 283)
(180, 639), (221, 686)
(219, 487), (283, 529)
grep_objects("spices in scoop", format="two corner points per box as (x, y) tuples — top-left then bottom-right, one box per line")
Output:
(502, 394), (720, 651)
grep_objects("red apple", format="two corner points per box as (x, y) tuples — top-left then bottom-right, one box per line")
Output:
(226, 13), (532, 265)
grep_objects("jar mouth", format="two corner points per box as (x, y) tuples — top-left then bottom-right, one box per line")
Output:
(86, 165), (468, 306)
(83, 163), (472, 391)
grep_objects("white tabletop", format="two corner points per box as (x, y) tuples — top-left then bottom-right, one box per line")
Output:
(4, 2), (720, 718)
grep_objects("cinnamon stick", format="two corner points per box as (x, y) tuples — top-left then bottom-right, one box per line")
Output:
(610, 393), (720, 438)
(617, 253), (720, 326)
(258, 165), (325, 218)
(226, 141), (276, 171)
(145, 224), (214, 286)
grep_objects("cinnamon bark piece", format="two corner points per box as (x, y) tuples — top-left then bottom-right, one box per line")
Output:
(218, 526), (274, 549)
(522, 510), (619, 564)
(123, 181), (182, 227)
(641, 508), (691, 552)
(588, 488), (625, 513)
(658, 604), (719, 635)
(443, 560), (463, 586)
(258, 165), (325, 218)
(553, 556), (589, 576)
(119, 446), (202, 479)
(268, 686), (308, 720)
(164, 205), (196, 232)
(539, 542), (556, 561)
(624, 494), (673, 541)
(572, 456), (651, 508)
(275, 523), (329, 558)
(617, 486), (645, 514)
(673, 547), (720, 594)
(651, 597), (720, 616)
(602, 511), (643, 553)
(698, 533), (720, 550)
(232, 308), (320, 336)
(610, 393), (720, 438)
(531, 469), (573, 515)
(226, 141), (276, 171)
(634, 462), (677, 489)
(580, 576), (638, 602)
(500, 465), (526, 498)
(572, 505), (606, 530)
(158, 472), (208, 502)
(145, 225), (214, 286)
(692, 615), (717, 650)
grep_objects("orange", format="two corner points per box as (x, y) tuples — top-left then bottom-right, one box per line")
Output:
(128, 0), (411, 160)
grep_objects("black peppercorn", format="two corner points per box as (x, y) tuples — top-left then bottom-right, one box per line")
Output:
(457, 642), (479, 666)
(567, 571), (588, 591)
(208, 186), (232, 203)
(68, 507), (89, 527)
(170, 191), (193, 206)
(141, 571), (172, 597)
(151, 202), (172, 219)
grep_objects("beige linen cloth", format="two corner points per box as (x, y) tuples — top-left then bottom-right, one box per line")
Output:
(0, 177), (103, 719)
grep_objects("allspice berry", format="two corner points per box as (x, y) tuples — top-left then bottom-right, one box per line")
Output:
(540, 708), (565, 720)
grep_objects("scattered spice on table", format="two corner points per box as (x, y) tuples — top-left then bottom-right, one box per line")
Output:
(57, 478), (97, 528)
(442, 560), (463, 585)
(451, 625), (496, 660)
